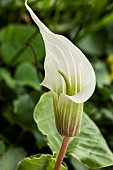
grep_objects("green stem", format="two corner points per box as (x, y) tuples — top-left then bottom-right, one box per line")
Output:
(54, 136), (70, 170)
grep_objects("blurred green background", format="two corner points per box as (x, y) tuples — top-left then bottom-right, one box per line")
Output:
(0, 0), (113, 169)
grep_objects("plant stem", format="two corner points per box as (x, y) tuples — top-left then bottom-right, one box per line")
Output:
(54, 136), (70, 170)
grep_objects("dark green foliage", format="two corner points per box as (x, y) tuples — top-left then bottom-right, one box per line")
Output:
(0, 0), (113, 169)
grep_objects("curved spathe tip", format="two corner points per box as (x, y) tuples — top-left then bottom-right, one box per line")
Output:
(25, 0), (52, 34)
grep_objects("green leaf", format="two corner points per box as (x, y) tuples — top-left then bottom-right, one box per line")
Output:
(0, 147), (26, 170)
(12, 93), (36, 130)
(77, 32), (106, 56)
(13, 94), (34, 116)
(67, 114), (113, 168)
(81, 12), (113, 37)
(34, 92), (62, 152)
(94, 61), (111, 88)
(34, 92), (113, 168)
(0, 64), (41, 90)
(16, 154), (67, 170)
(0, 42), (21, 63)
(14, 62), (41, 90)
(89, 12), (113, 31)
(70, 156), (88, 170)
(0, 68), (16, 89)
(0, 24), (45, 64)
(3, 93), (33, 127)
(0, 24), (35, 43)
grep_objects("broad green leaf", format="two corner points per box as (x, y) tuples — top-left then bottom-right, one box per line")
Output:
(34, 92), (113, 168)
(4, 93), (34, 128)
(67, 115), (113, 169)
(77, 13), (113, 42)
(0, 68), (16, 89)
(80, 12), (113, 38)
(0, 147), (26, 170)
(12, 93), (36, 130)
(34, 92), (62, 152)
(13, 93), (43, 134)
(89, 12), (113, 32)
(77, 32), (106, 56)
(2, 92), (46, 150)
(14, 62), (41, 90)
(0, 64), (41, 90)
(1, 42), (21, 63)
(16, 154), (67, 170)
(13, 94), (34, 116)
(70, 156), (88, 170)
(94, 61), (111, 88)
(12, 92), (47, 149)
(0, 24), (45, 64)
(0, 24), (35, 43)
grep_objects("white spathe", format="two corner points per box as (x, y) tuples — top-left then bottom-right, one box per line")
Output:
(25, 0), (96, 104)
(25, 0), (96, 136)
